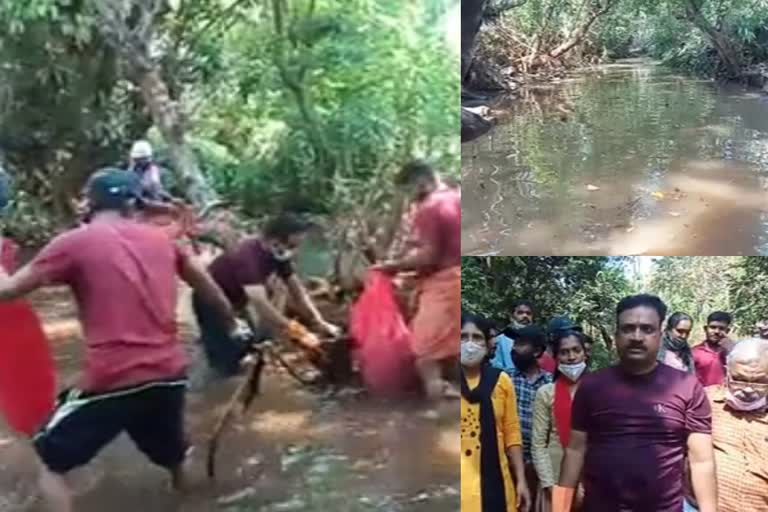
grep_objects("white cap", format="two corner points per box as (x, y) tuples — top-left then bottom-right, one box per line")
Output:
(130, 140), (153, 159)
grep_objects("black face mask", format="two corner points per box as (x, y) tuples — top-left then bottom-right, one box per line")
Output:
(511, 351), (537, 371)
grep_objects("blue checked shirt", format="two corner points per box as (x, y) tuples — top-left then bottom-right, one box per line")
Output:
(511, 368), (553, 464)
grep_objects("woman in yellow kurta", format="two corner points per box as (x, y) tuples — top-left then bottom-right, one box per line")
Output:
(461, 313), (531, 512)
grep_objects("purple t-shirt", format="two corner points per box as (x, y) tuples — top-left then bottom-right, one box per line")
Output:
(571, 364), (712, 512)
(208, 238), (294, 310)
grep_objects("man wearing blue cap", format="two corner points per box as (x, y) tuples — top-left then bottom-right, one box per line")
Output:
(0, 168), (239, 512)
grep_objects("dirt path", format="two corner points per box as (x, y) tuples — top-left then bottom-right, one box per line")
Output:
(0, 288), (459, 512)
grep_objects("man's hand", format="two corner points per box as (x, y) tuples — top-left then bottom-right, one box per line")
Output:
(371, 260), (400, 274)
(316, 320), (341, 339)
(516, 480), (531, 512)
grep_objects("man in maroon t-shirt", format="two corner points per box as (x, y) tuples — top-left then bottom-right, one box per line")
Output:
(555, 294), (717, 512)
(0, 169), (237, 512)
(692, 311), (732, 387)
(195, 213), (339, 377)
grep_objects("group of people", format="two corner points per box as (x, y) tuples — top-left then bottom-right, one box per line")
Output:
(0, 150), (460, 511)
(461, 296), (768, 512)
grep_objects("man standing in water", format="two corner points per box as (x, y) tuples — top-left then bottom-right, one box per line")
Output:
(376, 160), (461, 401)
(693, 311), (732, 386)
(0, 169), (239, 512)
(554, 294), (717, 512)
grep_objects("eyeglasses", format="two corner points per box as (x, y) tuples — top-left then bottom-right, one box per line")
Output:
(728, 377), (768, 394)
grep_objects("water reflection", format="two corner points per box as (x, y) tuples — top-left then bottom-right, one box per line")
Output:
(462, 59), (768, 255)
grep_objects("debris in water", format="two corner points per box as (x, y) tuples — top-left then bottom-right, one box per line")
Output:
(218, 486), (258, 505)
(651, 191), (665, 199)
(668, 211), (682, 217)
(586, 184), (600, 191)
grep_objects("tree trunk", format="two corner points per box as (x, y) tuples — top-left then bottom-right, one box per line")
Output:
(683, 0), (742, 78)
(461, 0), (491, 82)
(138, 70), (217, 205)
(546, 0), (616, 60)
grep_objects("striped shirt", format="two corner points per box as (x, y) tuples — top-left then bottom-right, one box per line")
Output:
(511, 368), (553, 463)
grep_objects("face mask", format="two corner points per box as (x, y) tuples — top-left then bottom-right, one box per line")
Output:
(461, 342), (487, 366)
(726, 390), (766, 412)
(271, 246), (295, 262)
(511, 351), (537, 371)
(558, 362), (587, 381)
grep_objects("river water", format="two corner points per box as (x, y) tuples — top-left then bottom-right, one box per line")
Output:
(462, 59), (768, 256)
(0, 288), (459, 512)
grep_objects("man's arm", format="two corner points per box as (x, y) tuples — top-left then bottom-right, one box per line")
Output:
(177, 253), (236, 333)
(558, 429), (587, 488)
(687, 432), (717, 512)
(284, 274), (336, 333)
(0, 264), (46, 301)
(377, 246), (436, 273)
(244, 284), (293, 333)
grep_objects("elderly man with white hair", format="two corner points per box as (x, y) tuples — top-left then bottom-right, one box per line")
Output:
(685, 337), (768, 512)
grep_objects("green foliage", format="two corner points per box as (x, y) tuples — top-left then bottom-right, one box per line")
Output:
(0, 0), (459, 243)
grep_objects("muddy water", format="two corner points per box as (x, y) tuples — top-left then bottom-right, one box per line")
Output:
(0, 290), (458, 512)
(462, 59), (768, 255)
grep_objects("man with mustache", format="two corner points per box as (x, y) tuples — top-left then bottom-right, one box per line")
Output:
(554, 294), (717, 512)
(692, 311), (732, 386)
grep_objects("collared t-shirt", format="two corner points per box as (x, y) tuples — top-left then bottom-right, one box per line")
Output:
(511, 368), (553, 463)
(208, 238), (294, 310)
(571, 364), (712, 512)
(30, 220), (186, 392)
(692, 343), (727, 386)
(706, 385), (768, 512)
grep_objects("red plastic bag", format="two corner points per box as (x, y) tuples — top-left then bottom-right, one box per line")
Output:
(349, 271), (419, 398)
(0, 300), (56, 436)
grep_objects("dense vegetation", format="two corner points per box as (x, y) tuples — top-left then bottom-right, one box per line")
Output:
(465, 0), (768, 90)
(461, 256), (768, 369)
(0, 0), (460, 245)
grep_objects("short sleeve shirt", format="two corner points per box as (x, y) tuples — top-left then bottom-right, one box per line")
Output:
(208, 238), (294, 310)
(29, 220), (186, 392)
(412, 187), (460, 272)
(571, 364), (712, 512)
(692, 343), (727, 386)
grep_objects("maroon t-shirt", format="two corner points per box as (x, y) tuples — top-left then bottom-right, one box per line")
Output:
(208, 238), (294, 310)
(412, 187), (460, 272)
(571, 364), (712, 512)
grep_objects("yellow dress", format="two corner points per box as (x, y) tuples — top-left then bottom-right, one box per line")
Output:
(461, 371), (523, 512)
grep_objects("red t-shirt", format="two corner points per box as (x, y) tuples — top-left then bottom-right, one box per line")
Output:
(0, 237), (18, 273)
(571, 364), (712, 512)
(692, 343), (727, 387)
(412, 187), (460, 272)
(207, 238), (294, 310)
(30, 220), (186, 392)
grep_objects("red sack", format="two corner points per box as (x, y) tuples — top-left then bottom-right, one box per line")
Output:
(0, 300), (56, 436)
(349, 271), (419, 398)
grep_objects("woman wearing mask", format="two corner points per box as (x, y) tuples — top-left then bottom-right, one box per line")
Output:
(658, 312), (695, 373)
(531, 330), (589, 512)
(461, 313), (531, 512)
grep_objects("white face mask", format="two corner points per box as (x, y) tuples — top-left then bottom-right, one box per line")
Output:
(726, 390), (767, 412)
(271, 245), (295, 262)
(461, 342), (487, 366)
(558, 362), (587, 382)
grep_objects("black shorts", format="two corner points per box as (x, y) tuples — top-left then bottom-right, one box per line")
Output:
(34, 378), (188, 474)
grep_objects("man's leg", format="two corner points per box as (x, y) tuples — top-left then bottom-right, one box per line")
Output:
(415, 357), (445, 401)
(34, 390), (125, 512)
(126, 383), (189, 491)
(37, 465), (73, 512)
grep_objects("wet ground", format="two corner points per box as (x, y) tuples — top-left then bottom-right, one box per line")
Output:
(0, 288), (458, 512)
(462, 59), (768, 256)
